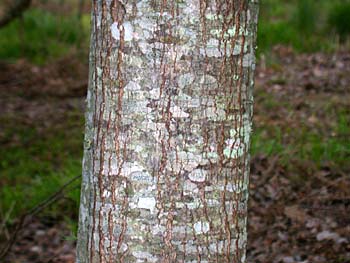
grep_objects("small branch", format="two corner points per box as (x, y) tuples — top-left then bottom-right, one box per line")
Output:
(0, 0), (32, 28)
(0, 175), (81, 260)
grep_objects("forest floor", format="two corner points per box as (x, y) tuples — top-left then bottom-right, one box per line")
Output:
(0, 47), (349, 263)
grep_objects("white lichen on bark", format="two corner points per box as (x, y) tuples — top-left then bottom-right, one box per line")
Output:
(77, 0), (259, 262)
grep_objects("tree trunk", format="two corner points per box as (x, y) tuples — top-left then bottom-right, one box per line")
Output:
(77, 0), (259, 262)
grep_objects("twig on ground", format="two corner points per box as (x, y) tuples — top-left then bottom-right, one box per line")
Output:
(0, 175), (80, 260)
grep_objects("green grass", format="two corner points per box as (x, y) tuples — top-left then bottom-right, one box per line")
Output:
(328, 2), (350, 42)
(0, 8), (89, 64)
(251, 85), (350, 171)
(0, 1), (350, 64)
(257, 0), (350, 56)
(251, 112), (350, 169)
(0, 112), (84, 223)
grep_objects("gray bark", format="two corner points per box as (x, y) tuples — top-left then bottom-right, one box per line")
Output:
(77, 0), (259, 262)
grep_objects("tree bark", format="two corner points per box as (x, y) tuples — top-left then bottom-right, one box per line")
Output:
(77, 0), (259, 262)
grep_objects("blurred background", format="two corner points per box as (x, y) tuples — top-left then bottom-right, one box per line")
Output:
(0, 0), (349, 262)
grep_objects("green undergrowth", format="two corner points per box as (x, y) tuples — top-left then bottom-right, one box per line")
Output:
(0, 8), (90, 64)
(251, 109), (350, 172)
(252, 123), (350, 168)
(257, 0), (350, 58)
(1, 1), (350, 64)
(0, 112), (84, 224)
